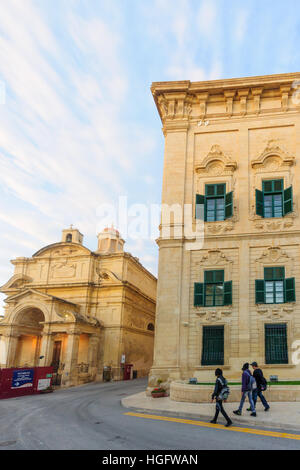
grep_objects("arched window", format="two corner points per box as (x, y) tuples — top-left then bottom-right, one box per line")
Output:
(66, 233), (72, 243)
(147, 323), (155, 331)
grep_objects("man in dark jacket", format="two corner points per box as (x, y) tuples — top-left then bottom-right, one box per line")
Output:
(233, 363), (256, 417)
(249, 362), (270, 412)
(210, 368), (232, 427)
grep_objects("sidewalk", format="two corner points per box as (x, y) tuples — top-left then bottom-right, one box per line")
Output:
(121, 392), (300, 431)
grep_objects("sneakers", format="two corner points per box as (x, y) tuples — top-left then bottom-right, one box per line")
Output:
(225, 421), (232, 427)
(264, 406), (270, 412)
(233, 410), (241, 415)
(210, 419), (217, 424)
(246, 407), (251, 411)
(250, 412), (257, 417)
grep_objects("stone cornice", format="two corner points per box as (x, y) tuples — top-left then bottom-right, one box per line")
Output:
(151, 72), (300, 96)
(152, 72), (300, 124)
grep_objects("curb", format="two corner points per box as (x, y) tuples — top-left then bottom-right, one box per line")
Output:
(121, 400), (300, 433)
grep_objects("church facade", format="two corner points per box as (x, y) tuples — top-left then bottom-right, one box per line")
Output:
(148, 72), (300, 388)
(0, 227), (156, 387)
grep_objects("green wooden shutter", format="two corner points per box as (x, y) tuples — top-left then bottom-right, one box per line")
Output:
(202, 326), (224, 365)
(225, 191), (233, 219)
(255, 279), (265, 304)
(256, 189), (264, 217)
(194, 282), (204, 306)
(285, 277), (295, 302)
(283, 186), (293, 215)
(224, 281), (232, 305)
(195, 194), (205, 220)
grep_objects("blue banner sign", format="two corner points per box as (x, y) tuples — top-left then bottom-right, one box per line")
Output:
(11, 369), (34, 389)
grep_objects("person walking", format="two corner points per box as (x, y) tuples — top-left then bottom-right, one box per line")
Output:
(210, 368), (232, 427)
(248, 362), (270, 412)
(233, 363), (256, 417)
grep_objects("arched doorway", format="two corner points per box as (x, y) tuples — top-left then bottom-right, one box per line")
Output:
(14, 307), (45, 367)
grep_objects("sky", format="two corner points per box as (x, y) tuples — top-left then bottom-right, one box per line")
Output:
(0, 0), (300, 313)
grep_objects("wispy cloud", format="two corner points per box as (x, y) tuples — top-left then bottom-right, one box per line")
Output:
(1, 0), (300, 314)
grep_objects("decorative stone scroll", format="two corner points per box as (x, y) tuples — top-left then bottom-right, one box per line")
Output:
(257, 305), (294, 320)
(197, 249), (232, 266)
(238, 89), (249, 116)
(197, 92), (209, 119)
(195, 308), (232, 323)
(280, 85), (291, 112)
(251, 87), (263, 115)
(224, 90), (236, 117)
(96, 268), (122, 283)
(157, 92), (193, 121)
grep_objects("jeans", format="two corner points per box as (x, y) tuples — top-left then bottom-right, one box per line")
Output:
(213, 399), (232, 424)
(252, 388), (269, 410)
(238, 390), (255, 413)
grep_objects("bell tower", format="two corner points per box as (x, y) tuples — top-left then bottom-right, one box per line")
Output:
(61, 225), (83, 244)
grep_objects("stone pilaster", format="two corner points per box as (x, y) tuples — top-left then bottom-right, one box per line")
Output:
(87, 334), (100, 379)
(39, 332), (54, 367)
(62, 331), (80, 387)
(5, 333), (20, 367)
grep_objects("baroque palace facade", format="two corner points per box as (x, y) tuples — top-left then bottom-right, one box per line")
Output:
(148, 72), (300, 388)
(0, 226), (156, 387)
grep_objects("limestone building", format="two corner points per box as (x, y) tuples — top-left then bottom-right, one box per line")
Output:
(0, 227), (156, 387)
(149, 72), (300, 387)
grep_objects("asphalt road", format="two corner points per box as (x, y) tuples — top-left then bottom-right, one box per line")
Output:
(0, 377), (299, 450)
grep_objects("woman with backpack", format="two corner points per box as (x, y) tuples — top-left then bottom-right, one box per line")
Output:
(233, 363), (256, 417)
(210, 368), (232, 427)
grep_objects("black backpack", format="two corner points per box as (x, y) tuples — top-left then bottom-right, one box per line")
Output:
(260, 376), (267, 391)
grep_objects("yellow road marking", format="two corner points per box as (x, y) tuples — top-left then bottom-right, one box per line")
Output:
(124, 412), (300, 441)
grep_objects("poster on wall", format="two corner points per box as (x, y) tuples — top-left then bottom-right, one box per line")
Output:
(11, 369), (34, 389)
(37, 378), (51, 391)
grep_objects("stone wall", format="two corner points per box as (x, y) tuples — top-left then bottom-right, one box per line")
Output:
(170, 380), (300, 403)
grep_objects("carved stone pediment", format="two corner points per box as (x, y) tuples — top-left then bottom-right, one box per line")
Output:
(33, 242), (91, 258)
(251, 140), (295, 170)
(195, 145), (237, 175)
(0, 274), (33, 293)
(4, 288), (54, 304)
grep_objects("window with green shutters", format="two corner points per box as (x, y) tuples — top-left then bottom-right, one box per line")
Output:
(202, 326), (224, 365)
(265, 324), (288, 364)
(255, 267), (295, 304)
(194, 270), (232, 307)
(256, 179), (293, 218)
(195, 184), (233, 221)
